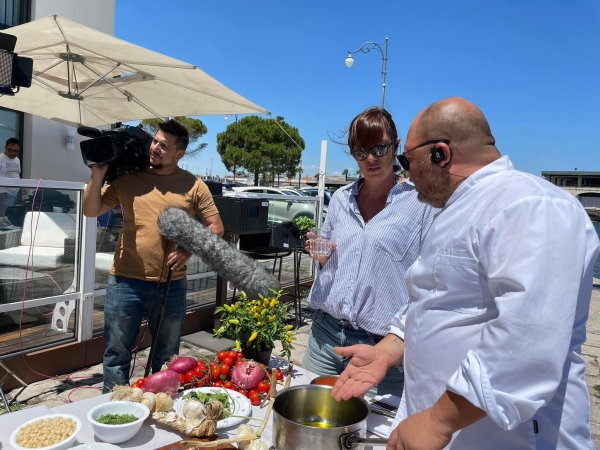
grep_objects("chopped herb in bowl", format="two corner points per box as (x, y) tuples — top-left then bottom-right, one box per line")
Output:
(97, 413), (139, 425)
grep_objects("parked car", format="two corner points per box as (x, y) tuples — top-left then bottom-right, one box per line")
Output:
(298, 187), (334, 207)
(232, 186), (318, 224)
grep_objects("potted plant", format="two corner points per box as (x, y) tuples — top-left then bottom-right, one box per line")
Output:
(293, 216), (316, 249)
(214, 288), (296, 365)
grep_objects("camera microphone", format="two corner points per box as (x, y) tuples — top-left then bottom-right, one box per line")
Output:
(158, 208), (280, 299)
(77, 126), (103, 139)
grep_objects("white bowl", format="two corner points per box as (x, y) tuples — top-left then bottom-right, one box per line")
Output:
(86, 401), (150, 444)
(9, 413), (82, 450)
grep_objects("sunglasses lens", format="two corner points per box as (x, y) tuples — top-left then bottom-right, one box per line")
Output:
(352, 150), (366, 161)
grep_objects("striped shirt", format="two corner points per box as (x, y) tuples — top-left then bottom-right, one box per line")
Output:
(307, 178), (438, 336)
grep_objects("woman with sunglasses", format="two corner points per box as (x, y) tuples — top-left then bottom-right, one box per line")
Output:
(302, 107), (438, 397)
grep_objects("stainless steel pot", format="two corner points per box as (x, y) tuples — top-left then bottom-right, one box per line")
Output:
(272, 385), (388, 449)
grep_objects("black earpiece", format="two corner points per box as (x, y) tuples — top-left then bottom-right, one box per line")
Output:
(431, 147), (445, 166)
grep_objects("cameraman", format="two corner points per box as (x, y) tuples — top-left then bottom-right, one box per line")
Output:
(83, 119), (224, 392)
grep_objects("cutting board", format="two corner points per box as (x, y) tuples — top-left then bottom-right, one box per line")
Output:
(156, 438), (236, 449)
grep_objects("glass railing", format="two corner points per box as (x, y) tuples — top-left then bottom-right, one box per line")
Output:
(0, 180), (318, 358)
(0, 179), (90, 358)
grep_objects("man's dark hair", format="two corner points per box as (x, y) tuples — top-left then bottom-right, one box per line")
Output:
(5, 138), (19, 147)
(158, 119), (189, 151)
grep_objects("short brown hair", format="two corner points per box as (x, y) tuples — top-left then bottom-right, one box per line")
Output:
(347, 107), (400, 172)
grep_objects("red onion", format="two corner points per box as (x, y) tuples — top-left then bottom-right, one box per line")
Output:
(143, 369), (181, 396)
(167, 356), (198, 374)
(232, 360), (264, 390)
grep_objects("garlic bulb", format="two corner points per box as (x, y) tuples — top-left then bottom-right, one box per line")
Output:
(182, 399), (206, 420)
(155, 392), (174, 412)
(246, 439), (268, 450)
(141, 392), (156, 411)
(237, 424), (257, 450)
(129, 387), (144, 403)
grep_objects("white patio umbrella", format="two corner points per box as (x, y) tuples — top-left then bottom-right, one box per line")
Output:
(0, 15), (268, 127)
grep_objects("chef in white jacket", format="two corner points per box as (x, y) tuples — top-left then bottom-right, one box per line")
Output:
(331, 97), (600, 450)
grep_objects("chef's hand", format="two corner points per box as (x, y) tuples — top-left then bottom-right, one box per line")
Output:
(167, 247), (192, 271)
(330, 344), (389, 401)
(387, 409), (452, 450)
(305, 231), (336, 266)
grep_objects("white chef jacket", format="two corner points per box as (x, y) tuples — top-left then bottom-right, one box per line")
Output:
(389, 156), (600, 449)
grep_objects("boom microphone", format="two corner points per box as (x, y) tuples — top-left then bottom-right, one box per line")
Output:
(158, 208), (280, 298)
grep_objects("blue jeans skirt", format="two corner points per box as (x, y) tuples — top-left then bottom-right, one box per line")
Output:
(302, 309), (404, 397)
(102, 274), (187, 393)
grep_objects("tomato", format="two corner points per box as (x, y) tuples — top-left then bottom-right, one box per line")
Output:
(248, 390), (261, 405)
(210, 360), (218, 369)
(197, 360), (207, 371)
(217, 351), (227, 361)
(257, 381), (270, 393)
(220, 364), (231, 375)
(222, 356), (234, 367)
(235, 359), (244, 367)
(227, 350), (238, 361)
(223, 381), (235, 390)
(212, 380), (223, 388)
(131, 379), (144, 389)
(276, 368), (284, 381)
(192, 366), (205, 378)
(183, 370), (194, 384)
(237, 351), (244, 360)
(211, 366), (221, 380)
(238, 389), (249, 397)
(179, 373), (186, 385)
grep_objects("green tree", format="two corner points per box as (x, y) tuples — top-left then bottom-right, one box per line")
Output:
(141, 116), (208, 158)
(216, 116), (304, 186)
(342, 168), (349, 181)
(355, 169), (362, 177)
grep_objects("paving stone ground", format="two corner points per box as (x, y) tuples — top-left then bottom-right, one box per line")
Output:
(4, 290), (600, 447)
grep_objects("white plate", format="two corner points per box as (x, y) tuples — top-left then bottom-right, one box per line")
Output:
(173, 387), (252, 430)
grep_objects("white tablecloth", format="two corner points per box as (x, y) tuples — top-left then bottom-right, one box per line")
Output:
(0, 362), (394, 449)
(0, 405), (53, 448)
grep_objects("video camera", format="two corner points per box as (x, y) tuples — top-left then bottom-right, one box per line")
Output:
(78, 123), (151, 182)
(0, 32), (33, 95)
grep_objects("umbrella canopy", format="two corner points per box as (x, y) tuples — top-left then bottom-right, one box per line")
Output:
(0, 15), (268, 127)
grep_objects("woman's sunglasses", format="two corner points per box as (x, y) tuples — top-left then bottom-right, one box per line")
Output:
(351, 142), (393, 161)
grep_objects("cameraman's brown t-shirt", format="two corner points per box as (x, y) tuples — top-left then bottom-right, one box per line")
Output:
(101, 168), (218, 281)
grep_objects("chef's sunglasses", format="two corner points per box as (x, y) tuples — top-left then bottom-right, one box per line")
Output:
(350, 142), (393, 161)
(398, 139), (450, 171)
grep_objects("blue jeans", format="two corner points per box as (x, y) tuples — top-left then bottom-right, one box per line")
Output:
(102, 274), (187, 393)
(302, 309), (404, 397)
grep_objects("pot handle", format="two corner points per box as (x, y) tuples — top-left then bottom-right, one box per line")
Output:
(340, 432), (388, 448)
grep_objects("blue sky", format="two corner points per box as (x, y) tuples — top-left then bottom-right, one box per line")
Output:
(116, 1), (600, 179)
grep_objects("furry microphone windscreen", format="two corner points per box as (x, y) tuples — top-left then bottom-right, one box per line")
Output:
(157, 208), (280, 298)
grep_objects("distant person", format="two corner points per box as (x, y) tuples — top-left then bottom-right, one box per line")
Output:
(331, 98), (600, 449)
(0, 138), (21, 216)
(302, 107), (438, 397)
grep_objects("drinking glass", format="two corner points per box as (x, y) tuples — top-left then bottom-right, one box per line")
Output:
(309, 228), (332, 257)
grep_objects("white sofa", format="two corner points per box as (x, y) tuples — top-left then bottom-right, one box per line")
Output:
(0, 212), (78, 270)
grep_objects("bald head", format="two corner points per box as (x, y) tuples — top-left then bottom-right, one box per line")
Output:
(415, 97), (498, 157)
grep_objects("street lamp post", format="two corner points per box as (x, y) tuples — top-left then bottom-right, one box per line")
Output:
(345, 36), (389, 108)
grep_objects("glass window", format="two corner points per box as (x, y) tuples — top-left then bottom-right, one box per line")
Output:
(0, 0), (30, 28)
